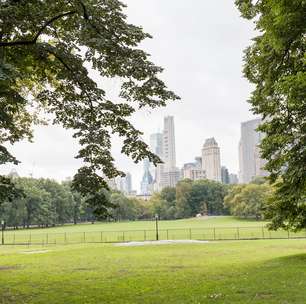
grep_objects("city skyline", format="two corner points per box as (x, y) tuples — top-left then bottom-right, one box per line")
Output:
(0, 1), (258, 192)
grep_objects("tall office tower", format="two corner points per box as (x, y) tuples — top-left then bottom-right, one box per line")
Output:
(115, 172), (132, 194)
(149, 132), (163, 185)
(221, 166), (230, 184)
(238, 118), (268, 183)
(150, 133), (163, 158)
(140, 158), (154, 195)
(163, 116), (176, 170)
(201, 138), (221, 182)
(123, 172), (132, 194)
(160, 170), (181, 188)
(229, 173), (239, 185)
(153, 116), (180, 190)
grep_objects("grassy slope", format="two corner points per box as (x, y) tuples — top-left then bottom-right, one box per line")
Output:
(1, 240), (306, 303)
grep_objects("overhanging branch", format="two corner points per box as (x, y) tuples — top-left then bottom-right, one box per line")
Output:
(0, 11), (76, 47)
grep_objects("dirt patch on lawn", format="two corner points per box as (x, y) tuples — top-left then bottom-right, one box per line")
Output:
(0, 266), (18, 271)
(20, 250), (50, 254)
(115, 240), (210, 247)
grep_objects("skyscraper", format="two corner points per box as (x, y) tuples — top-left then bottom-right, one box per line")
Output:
(114, 172), (133, 194)
(229, 173), (239, 184)
(123, 172), (132, 194)
(238, 118), (268, 183)
(150, 133), (163, 158)
(221, 166), (230, 184)
(140, 158), (154, 195)
(163, 116), (176, 170)
(201, 137), (221, 182)
(154, 116), (180, 190)
(149, 132), (163, 187)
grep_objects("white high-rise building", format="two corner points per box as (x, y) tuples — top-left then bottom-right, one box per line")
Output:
(149, 132), (163, 187)
(238, 118), (268, 183)
(163, 116), (176, 170)
(114, 172), (132, 194)
(201, 138), (221, 182)
(140, 158), (154, 195)
(150, 133), (163, 158)
(151, 116), (180, 190)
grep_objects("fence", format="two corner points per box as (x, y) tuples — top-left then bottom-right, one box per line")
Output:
(1, 226), (306, 245)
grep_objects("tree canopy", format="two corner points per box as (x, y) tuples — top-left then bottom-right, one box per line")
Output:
(0, 0), (179, 216)
(236, 0), (306, 230)
(224, 182), (273, 220)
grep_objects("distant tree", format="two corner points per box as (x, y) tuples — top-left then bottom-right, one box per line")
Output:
(110, 192), (137, 221)
(175, 179), (193, 218)
(15, 178), (53, 228)
(235, 1), (306, 230)
(224, 183), (273, 220)
(189, 180), (228, 216)
(131, 198), (153, 220)
(150, 188), (177, 220)
(0, 0), (179, 216)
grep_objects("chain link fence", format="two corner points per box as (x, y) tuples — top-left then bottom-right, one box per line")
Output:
(1, 226), (306, 245)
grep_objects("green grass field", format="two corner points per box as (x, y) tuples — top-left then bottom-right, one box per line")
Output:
(4, 217), (306, 244)
(1, 239), (306, 303)
(7, 216), (267, 233)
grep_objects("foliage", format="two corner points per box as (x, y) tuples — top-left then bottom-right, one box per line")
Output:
(150, 187), (177, 220)
(235, 0), (306, 229)
(175, 179), (193, 218)
(190, 180), (229, 216)
(224, 183), (273, 219)
(0, 0), (179, 215)
(150, 179), (229, 219)
(0, 177), (154, 227)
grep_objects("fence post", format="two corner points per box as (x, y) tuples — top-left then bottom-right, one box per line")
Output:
(237, 227), (240, 240)
(262, 226), (264, 239)
(213, 228), (216, 240)
(46, 233), (48, 245)
(100, 231), (103, 243)
(29, 233), (31, 245)
(288, 230), (290, 239)
(65, 232), (67, 244)
(167, 229), (169, 240)
(83, 232), (86, 243)
(13, 233), (15, 245)
(144, 230), (146, 241)
(189, 228), (192, 240)
(122, 231), (125, 242)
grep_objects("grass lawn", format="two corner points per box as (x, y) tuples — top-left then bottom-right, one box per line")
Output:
(1, 239), (306, 303)
(6, 216), (267, 234)
(5, 217), (305, 245)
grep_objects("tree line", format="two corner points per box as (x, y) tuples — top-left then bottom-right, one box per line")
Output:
(0, 176), (275, 229)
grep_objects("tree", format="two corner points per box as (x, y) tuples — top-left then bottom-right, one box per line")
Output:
(110, 192), (137, 221)
(0, 0), (179, 216)
(235, 1), (306, 230)
(224, 183), (273, 220)
(189, 180), (228, 216)
(175, 179), (193, 218)
(150, 187), (177, 220)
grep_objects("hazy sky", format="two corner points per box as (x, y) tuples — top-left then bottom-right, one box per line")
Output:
(1, 1), (258, 192)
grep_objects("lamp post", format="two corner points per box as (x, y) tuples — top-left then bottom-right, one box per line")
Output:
(155, 214), (159, 241)
(1, 220), (4, 245)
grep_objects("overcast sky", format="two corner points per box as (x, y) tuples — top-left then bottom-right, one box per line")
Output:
(1, 1), (258, 192)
